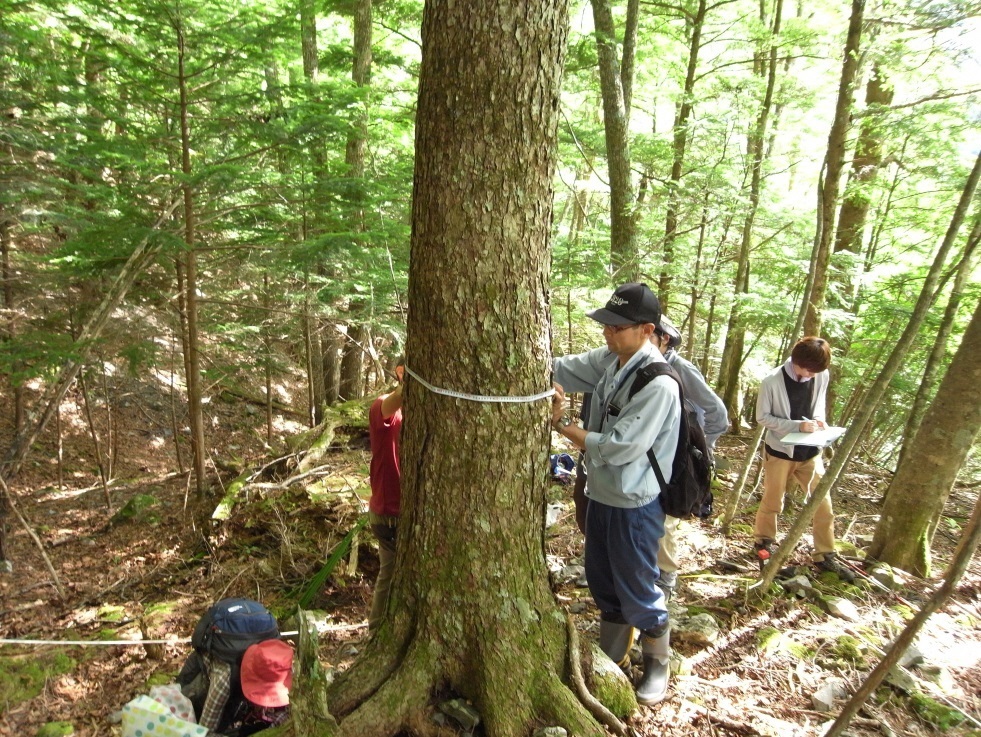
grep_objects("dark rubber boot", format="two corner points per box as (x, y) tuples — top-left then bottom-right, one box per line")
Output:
(636, 625), (671, 706)
(598, 619), (636, 668)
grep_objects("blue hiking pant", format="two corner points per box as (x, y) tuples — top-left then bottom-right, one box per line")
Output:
(585, 497), (668, 633)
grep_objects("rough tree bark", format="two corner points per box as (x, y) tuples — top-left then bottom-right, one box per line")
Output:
(894, 215), (980, 471)
(824, 65), (895, 415)
(868, 290), (981, 576)
(802, 0), (864, 336)
(322, 2), (604, 735)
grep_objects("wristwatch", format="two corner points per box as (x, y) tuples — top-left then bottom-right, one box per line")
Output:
(553, 416), (574, 430)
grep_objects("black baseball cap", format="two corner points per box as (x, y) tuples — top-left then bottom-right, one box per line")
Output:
(587, 283), (662, 326)
(657, 315), (682, 349)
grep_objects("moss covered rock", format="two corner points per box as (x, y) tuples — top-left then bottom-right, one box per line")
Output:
(587, 643), (637, 718)
(111, 494), (160, 525)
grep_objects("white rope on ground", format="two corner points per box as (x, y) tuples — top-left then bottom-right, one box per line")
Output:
(403, 366), (554, 403)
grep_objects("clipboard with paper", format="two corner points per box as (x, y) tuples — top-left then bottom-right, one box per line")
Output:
(780, 425), (846, 448)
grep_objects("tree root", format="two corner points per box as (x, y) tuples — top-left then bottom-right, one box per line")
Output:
(334, 638), (438, 737)
(327, 624), (414, 717)
(565, 614), (629, 737)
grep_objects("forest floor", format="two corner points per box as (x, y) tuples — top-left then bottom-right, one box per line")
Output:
(0, 373), (979, 737)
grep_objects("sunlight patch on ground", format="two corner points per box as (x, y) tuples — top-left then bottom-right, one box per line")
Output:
(273, 417), (306, 434)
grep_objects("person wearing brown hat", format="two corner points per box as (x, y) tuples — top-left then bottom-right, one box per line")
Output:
(551, 283), (681, 706)
(235, 639), (293, 735)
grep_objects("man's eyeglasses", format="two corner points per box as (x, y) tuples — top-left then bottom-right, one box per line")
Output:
(604, 323), (640, 334)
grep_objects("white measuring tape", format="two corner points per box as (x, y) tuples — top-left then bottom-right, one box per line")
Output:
(0, 631), (301, 647)
(404, 366), (554, 403)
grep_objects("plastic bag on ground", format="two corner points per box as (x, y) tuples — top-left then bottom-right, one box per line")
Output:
(121, 695), (208, 737)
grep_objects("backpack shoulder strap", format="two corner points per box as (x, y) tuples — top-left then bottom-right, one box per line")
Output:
(628, 360), (688, 491)
(628, 360), (677, 401)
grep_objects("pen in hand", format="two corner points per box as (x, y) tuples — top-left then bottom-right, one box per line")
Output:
(800, 417), (825, 432)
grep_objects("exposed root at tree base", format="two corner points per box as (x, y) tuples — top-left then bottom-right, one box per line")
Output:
(325, 625), (608, 737)
(566, 614), (628, 736)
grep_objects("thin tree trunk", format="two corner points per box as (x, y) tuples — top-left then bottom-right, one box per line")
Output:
(757, 149), (981, 593)
(264, 274), (274, 446)
(825, 67), (895, 414)
(720, 424), (765, 532)
(176, 19), (207, 497)
(339, 319), (367, 401)
(0, 206), (24, 433)
(717, 0), (782, 425)
(79, 373), (112, 508)
(305, 300), (326, 425)
(323, 327), (342, 405)
(803, 0), (865, 336)
(659, 0), (707, 308)
(590, 0), (639, 279)
(0, 200), (179, 481)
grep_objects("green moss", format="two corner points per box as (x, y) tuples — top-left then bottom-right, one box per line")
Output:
(0, 652), (76, 712)
(785, 641), (816, 661)
(831, 635), (867, 666)
(111, 494), (160, 525)
(588, 644), (637, 718)
(891, 604), (915, 621)
(146, 672), (173, 687)
(36, 722), (74, 737)
(755, 626), (783, 656)
(909, 693), (965, 731)
(98, 604), (127, 622)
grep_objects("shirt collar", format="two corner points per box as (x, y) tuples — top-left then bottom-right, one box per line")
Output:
(617, 341), (655, 375)
(783, 358), (810, 383)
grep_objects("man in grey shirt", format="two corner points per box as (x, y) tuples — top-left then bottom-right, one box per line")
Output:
(651, 315), (728, 597)
(552, 283), (680, 705)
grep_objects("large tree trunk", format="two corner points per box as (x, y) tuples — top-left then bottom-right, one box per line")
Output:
(894, 215), (980, 471)
(825, 65), (895, 414)
(324, 2), (602, 735)
(869, 292), (981, 575)
(590, 0), (639, 280)
(757, 149), (981, 592)
(802, 0), (864, 336)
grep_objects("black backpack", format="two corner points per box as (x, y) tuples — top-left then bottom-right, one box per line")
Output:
(177, 598), (280, 732)
(628, 362), (713, 520)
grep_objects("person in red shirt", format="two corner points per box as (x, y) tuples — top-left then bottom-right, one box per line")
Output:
(367, 357), (404, 629)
